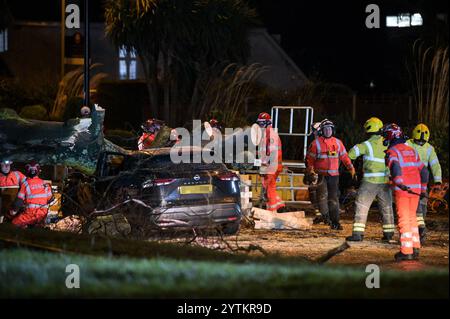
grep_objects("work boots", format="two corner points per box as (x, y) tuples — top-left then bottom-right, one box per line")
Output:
(419, 227), (427, 245)
(346, 233), (364, 242)
(413, 248), (420, 260)
(330, 222), (343, 231)
(313, 215), (331, 225)
(394, 251), (415, 262)
(381, 232), (396, 244)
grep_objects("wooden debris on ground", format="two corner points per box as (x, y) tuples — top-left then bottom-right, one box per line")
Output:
(252, 207), (312, 230)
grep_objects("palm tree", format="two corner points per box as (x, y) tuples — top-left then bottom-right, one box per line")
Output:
(0, 0), (13, 31)
(104, 0), (257, 125)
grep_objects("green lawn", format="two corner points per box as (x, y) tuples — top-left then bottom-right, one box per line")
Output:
(0, 224), (448, 298)
(0, 248), (448, 298)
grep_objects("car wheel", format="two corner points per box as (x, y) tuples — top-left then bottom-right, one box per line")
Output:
(222, 221), (240, 235)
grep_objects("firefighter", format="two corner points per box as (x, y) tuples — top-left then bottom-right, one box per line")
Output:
(383, 124), (429, 261)
(1, 160), (26, 223)
(138, 118), (162, 150)
(406, 123), (442, 244)
(306, 119), (355, 230)
(0, 160), (26, 187)
(80, 106), (91, 118)
(307, 122), (323, 224)
(209, 118), (223, 133)
(256, 112), (286, 212)
(9, 161), (53, 228)
(346, 117), (395, 242)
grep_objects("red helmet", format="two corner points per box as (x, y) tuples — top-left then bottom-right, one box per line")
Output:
(382, 123), (404, 145)
(209, 118), (219, 128)
(25, 161), (40, 177)
(256, 112), (272, 127)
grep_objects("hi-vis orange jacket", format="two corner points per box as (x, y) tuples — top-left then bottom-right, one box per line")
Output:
(0, 171), (26, 187)
(306, 136), (353, 176)
(385, 143), (428, 196)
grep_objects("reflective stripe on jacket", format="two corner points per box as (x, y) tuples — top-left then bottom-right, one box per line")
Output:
(349, 135), (389, 184)
(138, 133), (156, 150)
(385, 143), (426, 195)
(306, 136), (353, 176)
(406, 139), (442, 183)
(17, 177), (53, 208)
(259, 126), (283, 175)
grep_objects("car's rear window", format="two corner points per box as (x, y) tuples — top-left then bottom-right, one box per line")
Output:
(133, 153), (226, 172)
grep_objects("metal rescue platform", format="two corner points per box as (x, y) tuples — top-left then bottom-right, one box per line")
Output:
(239, 106), (314, 210)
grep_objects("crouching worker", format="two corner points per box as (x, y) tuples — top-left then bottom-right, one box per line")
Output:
(346, 117), (395, 242)
(9, 161), (53, 228)
(383, 124), (429, 262)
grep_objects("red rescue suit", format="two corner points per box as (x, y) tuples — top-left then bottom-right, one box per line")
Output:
(306, 136), (353, 176)
(138, 133), (156, 150)
(12, 177), (52, 228)
(386, 143), (428, 255)
(0, 171), (25, 187)
(259, 126), (285, 212)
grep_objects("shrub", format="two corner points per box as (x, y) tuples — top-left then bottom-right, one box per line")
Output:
(19, 105), (49, 121)
(430, 124), (449, 179)
(62, 96), (84, 122)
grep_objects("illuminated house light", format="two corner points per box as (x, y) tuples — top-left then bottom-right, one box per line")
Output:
(386, 16), (398, 27)
(411, 13), (423, 26)
(398, 13), (411, 27)
(386, 13), (423, 27)
(118, 46), (137, 80)
(0, 29), (7, 52)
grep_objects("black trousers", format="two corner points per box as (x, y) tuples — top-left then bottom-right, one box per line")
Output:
(316, 175), (340, 224)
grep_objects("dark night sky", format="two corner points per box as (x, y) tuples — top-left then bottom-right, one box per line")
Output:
(7, 0), (449, 93)
(250, 0), (448, 93)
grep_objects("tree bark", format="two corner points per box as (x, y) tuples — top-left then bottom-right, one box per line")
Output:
(163, 52), (171, 125)
(140, 55), (159, 119)
(0, 107), (116, 175)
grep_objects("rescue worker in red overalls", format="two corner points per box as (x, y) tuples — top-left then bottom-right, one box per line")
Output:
(9, 161), (53, 228)
(256, 112), (286, 212)
(1, 159), (26, 223)
(382, 124), (429, 261)
(306, 119), (355, 230)
(138, 119), (162, 150)
(209, 118), (222, 133)
(0, 160), (26, 187)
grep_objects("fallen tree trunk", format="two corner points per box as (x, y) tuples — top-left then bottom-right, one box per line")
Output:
(0, 107), (120, 175)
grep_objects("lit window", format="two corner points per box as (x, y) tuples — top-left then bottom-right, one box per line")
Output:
(386, 16), (398, 27)
(119, 60), (128, 80)
(398, 13), (411, 27)
(0, 29), (8, 52)
(411, 13), (423, 26)
(386, 13), (423, 28)
(119, 47), (127, 58)
(118, 46), (137, 80)
(129, 60), (137, 80)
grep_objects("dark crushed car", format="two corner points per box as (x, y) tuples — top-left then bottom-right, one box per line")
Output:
(63, 147), (242, 235)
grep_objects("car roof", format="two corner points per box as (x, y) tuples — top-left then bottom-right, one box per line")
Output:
(130, 146), (205, 157)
